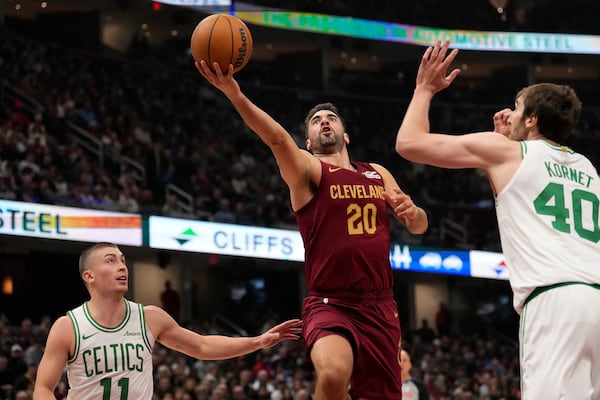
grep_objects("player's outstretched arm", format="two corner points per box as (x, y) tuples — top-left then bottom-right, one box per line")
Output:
(195, 60), (317, 194)
(146, 305), (302, 361)
(195, 61), (286, 145)
(396, 40), (519, 174)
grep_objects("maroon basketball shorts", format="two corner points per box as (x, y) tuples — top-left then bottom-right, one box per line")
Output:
(302, 290), (402, 400)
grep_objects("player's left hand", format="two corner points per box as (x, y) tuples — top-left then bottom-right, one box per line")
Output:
(416, 40), (461, 95)
(384, 188), (418, 222)
(256, 319), (303, 348)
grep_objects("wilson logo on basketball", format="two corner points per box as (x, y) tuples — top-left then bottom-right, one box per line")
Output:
(235, 28), (249, 68)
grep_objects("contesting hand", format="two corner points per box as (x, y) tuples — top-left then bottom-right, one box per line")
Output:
(492, 108), (512, 137)
(256, 319), (303, 349)
(384, 188), (419, 223)
(415, 40), (461, 95)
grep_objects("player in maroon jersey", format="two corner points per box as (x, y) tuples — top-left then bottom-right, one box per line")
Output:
(197, 61), (428, 400)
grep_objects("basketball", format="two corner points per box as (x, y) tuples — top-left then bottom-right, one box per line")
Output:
(190, 13), (253, 74)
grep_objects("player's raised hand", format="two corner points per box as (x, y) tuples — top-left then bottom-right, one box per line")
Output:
(195, 60), (240, 97)
(416, 40), (461, 94)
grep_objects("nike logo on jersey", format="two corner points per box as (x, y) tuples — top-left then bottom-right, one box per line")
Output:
(82, 332), (99, 340)
(328, 167), (342, 173)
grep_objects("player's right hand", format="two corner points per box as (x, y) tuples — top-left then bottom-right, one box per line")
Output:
(492, 108), (512, 137)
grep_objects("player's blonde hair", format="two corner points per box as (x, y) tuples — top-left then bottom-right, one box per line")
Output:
(78, 242), (118, 277)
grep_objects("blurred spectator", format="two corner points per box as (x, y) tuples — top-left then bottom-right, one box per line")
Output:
(78, 99), (97, 127)
(17, 153), (40, 181)
(238, 368), (257, 400)
(160, 281), (181, 321)
(129, 31), (150, 57)
(210, 382), (229, 400)
(435, 302), (453, 337)
(193, 197), (212, 221)
(231, 384), (249, 400)
(51, 172), (69, 201)
(91, 184), (113, 210)
(162, 194), (192, 219)
(8, 344), (27, 378)
(416, 319), (436, 344)
(0, 354), (15, 399)
(0, 177), (17, 200)
(212, 199), (236, 224)
(14, 389), (31, 400)
(10, 362), (37, 399)
(155, 365), (174, 398)
(5, 100), (29, 135)
(251, 369), (275, 397)
(117, 187), (140, 213)
(294, 388), (310, 400)
(232, 200), (254, 226)
(26, 113), (48, 149)
(23, 335), (44, 368)
(118, 168), (139, 194)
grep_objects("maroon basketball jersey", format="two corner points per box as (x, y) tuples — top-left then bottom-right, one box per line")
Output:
(294, 160), (393, 293)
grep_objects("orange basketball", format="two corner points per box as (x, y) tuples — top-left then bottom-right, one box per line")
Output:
(190, 13), (253, 74)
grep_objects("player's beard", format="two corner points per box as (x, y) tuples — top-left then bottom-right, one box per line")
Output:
(311, 130), (341, 153)
(510, 120), (529, 141)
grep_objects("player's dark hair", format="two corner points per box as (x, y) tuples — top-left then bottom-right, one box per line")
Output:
(304, 103), (346, 138)
(516, 83), (581, 143)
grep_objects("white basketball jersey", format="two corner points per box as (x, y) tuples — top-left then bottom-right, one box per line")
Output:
(496, 140), (600, 314)
(66, 300), (155, 400)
